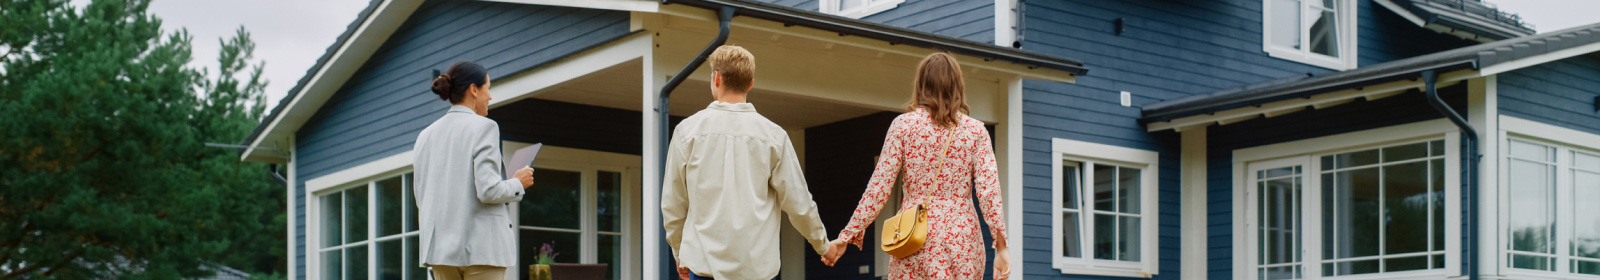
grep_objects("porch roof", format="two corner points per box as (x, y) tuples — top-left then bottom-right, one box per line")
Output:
(1140, 22), (1600, 131)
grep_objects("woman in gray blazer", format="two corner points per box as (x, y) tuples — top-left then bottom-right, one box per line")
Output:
(413, 61), (535, 280)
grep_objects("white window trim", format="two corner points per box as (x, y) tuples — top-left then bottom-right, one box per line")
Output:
(1231, 119), (1463, 280)
(1497, 116), (1600, 280)
(820, 0), (905, 19)
(305, 145), (643, 280)
(308, 171), (425, 280)
(1262, 0), (1360, 70)
(1050, 138), (1160, 278)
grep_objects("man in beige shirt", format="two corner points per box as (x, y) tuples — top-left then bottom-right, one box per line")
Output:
(661, 45), (832, 280)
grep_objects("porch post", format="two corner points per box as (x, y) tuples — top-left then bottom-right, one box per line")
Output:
(1180, 125), (1209, 280)
(642, 45), (665, 280)
(999, 77), (1025, 278)
(1468, 75), (1500, 278)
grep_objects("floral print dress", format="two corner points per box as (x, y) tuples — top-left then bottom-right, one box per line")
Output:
(838, 109), (1008, 279)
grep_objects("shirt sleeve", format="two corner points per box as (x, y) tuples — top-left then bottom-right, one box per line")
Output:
(970, 124), (1009, 248)
(473, 121), (526, 205)
(660, 132), (691, 261)
(837, 117), (906, 249)
(769, 134), (830, 256)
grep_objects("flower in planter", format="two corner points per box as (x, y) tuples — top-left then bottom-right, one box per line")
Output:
(536, 242), (560, 265)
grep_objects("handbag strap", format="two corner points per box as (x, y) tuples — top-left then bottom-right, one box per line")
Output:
(927, 127), (956, 199)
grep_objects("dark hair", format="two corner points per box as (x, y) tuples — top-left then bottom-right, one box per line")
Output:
(431, 62), (488, 104)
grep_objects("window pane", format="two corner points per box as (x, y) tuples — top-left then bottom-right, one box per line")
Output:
(1579, 152), (1600, 170)
(321, 250), (342, 280)
(521, 169), (583, 229)
(1120, 216), (1141, 261)
(519, 230), (582, 280)
(1094, 165), (1116, 211)
(1093, 213), (1116, 260)
(1429, 140), (1445, 157)
(405, 173), (418, 233)
(378, 239), (402, 280)
(1118, 167), (1141, 214)
(1384, 256), (1428, 272)
(1265, 167), (1296, 178)
(1509, 160), (1554, 253)
(1269, 0), (1302, 49)
(347, 186), (369, 244)
(378, 176), (403, 237)
(1383, 161), (1429, 254)
(1063, 212), (1081, 258)
(347, 244), (368, 280)
(1307, 5), (1339, 57)
(600, 234), (622, 280)
(1331, 149), (1380, 169)
(1063, 162), (1080, 210)
(1382, 142), (1428, 162)
(1512, 254), (1551, 271)
(321, 193), (343, 248)
(1325, 167), (1380, 259)
(1432, 159), (1445, 252)
(1578, 260), (1600, 275)
(1262, 176), (1301, 266)
(599, 171), (622, 233)
(1510, 141), (1550, 161)
(1575, 171), (1600, 260)
(1325, 259), (1378, 276)
(840, 0), (866, 10)
(1260, 266), (1300, 280)
(1322, 173), (1335, 260)
(406, 236), (425, 280)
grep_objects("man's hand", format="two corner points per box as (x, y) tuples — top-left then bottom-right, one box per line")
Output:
(677, 265), (691, 280)
(821, 239), (848, 266)
(514, 167), (535, 188)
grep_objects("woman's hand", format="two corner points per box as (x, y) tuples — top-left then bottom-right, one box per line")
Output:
(821, 239), (848, 266)
(514, 167), (535, 188)
(994, 246), (1011, 280)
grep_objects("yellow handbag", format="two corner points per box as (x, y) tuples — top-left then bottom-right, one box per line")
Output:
(880, 129), (954, 259)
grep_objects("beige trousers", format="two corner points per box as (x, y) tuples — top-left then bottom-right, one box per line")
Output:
(430, 265), (506, 280)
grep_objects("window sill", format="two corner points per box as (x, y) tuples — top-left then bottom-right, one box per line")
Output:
(1052, 264), (1153, 278)
(1264, 47), (1354, 71)
(826, 0), (904, 19)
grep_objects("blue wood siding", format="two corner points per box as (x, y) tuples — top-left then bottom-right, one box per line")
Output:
(1018, 0), (1480, 278)
(752, 0), (995, 44)
(1204, 85), (1468, 279)
(290, 1), (631, 277)
(1498, 55), (1600, 136)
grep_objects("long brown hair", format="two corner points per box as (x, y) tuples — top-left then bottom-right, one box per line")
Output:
(909, 52), (968, 128)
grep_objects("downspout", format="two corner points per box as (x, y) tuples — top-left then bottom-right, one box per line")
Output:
(1421, 70), (1481, 280)
(654, 4), (734, 278)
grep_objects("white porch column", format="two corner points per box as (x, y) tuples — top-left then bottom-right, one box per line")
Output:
(1180, 125), (1209, 280)
(286, 139), (297, 280)
(1000, 77), (1024, 277)
(1469, 75), (1501, 278)
(641, 44), (664, 280)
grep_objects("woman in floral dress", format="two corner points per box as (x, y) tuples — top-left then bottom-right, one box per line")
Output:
(821, 52), (1011, 280)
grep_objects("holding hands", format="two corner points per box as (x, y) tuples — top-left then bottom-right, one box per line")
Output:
(820, 239), (848, 266)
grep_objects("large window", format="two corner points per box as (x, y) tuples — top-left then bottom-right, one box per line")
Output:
(517, 168), (626, 280)
(1504, 138), (1600, 275)
(317, 173), (426, 280)
(820, 0), (904, 19)
(1050, 138), (1159, 277)
(1263, 0), (1356, 70)
(1240, 134), (1459, 280)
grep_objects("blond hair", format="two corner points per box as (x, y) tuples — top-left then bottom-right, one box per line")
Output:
(909, 52), (968, 128)
(709, 45), (756, 92)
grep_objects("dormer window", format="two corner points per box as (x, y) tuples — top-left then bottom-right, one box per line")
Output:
(821, 0), (905, 19)
(1264, 0), (1358, 70)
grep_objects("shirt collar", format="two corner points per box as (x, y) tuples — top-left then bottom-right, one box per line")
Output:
(707, 101), (756, 112)
(448, 105), (475, 114)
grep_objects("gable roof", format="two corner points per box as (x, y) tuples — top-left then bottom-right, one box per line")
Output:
(239, 0), (1088, 163)
(1376, 0), (1535, 42)
(1141, 22), (1600, 126)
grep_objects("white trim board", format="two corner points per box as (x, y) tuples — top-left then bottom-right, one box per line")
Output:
(1500, 115), (1600, 150)
(243, 0), (425, 163)
(306, 151), (415, 194)
(490, 32), (651, 108)
(479, 0), (658, 12)
(1233, 118), (1457, 162)
(1480, 40), (1600, 76)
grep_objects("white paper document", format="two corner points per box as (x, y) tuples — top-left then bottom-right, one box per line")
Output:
(505, 143), (542, 178)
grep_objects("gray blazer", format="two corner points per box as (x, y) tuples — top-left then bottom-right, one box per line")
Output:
(413, 105), (525, 268)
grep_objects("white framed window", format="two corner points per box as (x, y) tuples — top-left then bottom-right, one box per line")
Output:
(306, 145), (641, 280)
(820, 0), (905, 19)
(1232, 120), (1462, 280)
(1497, 116), (1600, 279)
(1050, 138), (1159, 277)
(1262, 0), (1358, 70)
(315, 173), (427, 280)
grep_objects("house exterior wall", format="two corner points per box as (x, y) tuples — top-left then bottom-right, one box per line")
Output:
(289, 1), (631, 278)
(752, 0), (995, 44)
(1497, 55), (1600, 136)
(1017, 0), (1476, 278)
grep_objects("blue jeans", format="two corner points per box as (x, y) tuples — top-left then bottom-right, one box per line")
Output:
(688, 270), (779, 280)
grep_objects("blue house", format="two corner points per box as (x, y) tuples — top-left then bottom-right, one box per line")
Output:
(237, 0), (1600, 279)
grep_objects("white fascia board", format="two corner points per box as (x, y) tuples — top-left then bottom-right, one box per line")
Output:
(1480, 40), (1600, 76)
(1144, 69), (1479, 132)
(479, 0), (658, 12)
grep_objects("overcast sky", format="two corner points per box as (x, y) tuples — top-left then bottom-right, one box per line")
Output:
(142, 0), (1600, 111)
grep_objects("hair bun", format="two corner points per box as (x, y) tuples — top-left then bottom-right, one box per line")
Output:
(431, 74), (452, 100)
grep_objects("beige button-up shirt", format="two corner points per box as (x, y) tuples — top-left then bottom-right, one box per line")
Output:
(661, 101), (830, 279)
